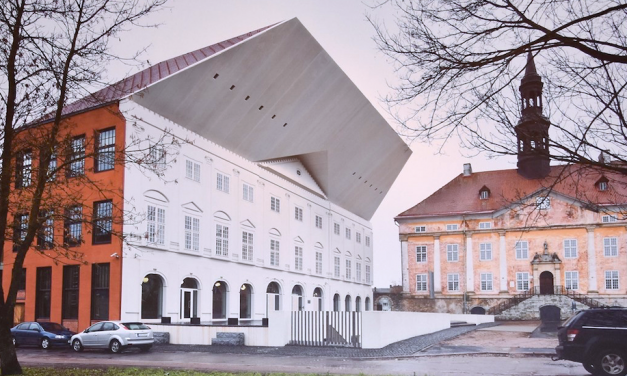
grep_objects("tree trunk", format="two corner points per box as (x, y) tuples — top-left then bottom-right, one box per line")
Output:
(0, 309), (22, 375)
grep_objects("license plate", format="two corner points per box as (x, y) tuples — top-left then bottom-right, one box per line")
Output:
(137, 333), (148, 337)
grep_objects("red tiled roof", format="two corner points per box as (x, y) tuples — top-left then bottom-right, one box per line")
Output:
(36, 23), (277, 124)
(396, 164), (627, 219)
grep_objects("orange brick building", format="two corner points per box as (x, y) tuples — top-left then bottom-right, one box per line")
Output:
(393, 53), (627, 315)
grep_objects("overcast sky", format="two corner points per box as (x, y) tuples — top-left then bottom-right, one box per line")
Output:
(110, 0), (515, 287)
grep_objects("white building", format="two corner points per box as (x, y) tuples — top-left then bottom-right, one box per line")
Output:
(115, 18), (411, 324)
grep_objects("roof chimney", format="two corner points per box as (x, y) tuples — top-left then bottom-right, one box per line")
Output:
(463, 163), (472, 177)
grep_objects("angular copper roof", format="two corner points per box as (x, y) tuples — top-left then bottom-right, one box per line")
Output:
(396, 165), (627, 219)
(37, 23), (276, 123)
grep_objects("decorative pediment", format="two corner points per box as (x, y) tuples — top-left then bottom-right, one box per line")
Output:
(144, 190), (169, 203)
(269, 228), (281, 237)
(356, 254), (362, 260)
(365, 257), (371, 263)
(333, 248), (341, 254)
(314, 242), (323, 249)
(294, 236), (304, 243)
(182, 202), (203, 213)
(213, 210), (230, 221)
(240, 219), (255, 228)
(345, 251), (352, 257)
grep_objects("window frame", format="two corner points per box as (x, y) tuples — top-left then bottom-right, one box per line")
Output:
(67, 135), (85, 177)
(315, 252), (323, 275)
(479, 242), (492, 261)
(415, 226), (426, 233)
(64, 206), (83, 247)
(334, 256), (340, 278)
(516, 272), (530, 291)
(446, 244), (459, 262)
(15, 149), (32, 188)
(294, 206), (303, 221)
(446, 224), (458, 231)
(94, 127), (116, 172)
(241, 231), (253, 262)
(447, 273), (460, 292)
(146, 205), (166, 246)
(92, 200), (113, 245)
(333, 223), (340, 235)
(214, 223), (228, 256)
(480, 273), (493, 291)
(315, 215), (323, 229)
(242, 183), (254, 203)
(294, 245), (303, 271)
(216, 171), (230, 193)
(270, 196), (281, 213)
(603, 237), (618, 257)
(185, 159), (201, 182)
(515, 240), (529, 259)
(564, 239), (578, 259)
(565, 271), (579, 291)
(416, 274), (428, 292)
(605, 270), (620, 290)
(416, 245), (427, 263)
(270, 239), (280, 266)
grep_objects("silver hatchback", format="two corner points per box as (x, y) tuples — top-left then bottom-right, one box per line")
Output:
(70, 321), (154, 353)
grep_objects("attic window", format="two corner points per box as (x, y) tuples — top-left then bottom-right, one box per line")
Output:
(536, 196), (551, 210)
(479, 186), (490, 200)
(596, 176), (609, 191)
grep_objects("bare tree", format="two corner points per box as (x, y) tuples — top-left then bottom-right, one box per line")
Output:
(369, 0), (627, 174)
(0, 0), (168, 374)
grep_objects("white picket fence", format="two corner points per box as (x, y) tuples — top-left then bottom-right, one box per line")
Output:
(289, 311), (362, 347)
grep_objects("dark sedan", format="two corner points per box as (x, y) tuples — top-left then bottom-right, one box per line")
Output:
(11, 322), (75, 349)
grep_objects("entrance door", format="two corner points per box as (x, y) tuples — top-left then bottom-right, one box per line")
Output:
(540, 271), (554, 295)
(180, 289), (198, 319)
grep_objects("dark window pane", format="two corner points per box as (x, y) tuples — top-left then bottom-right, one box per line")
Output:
(64, 206), (83, 246)
(92, 200), (112, 244)
(67, 136), (85, 177)
(62, 265), (80, 319)
(35, 267), (52, 319)
(141, 274), (162, 319)
(13, 214), (28, 252)
(37, 211), (54, 250)
(95, 128), (115, 172)
(15, 150), (32, 188)
(91, 263), (109, 320)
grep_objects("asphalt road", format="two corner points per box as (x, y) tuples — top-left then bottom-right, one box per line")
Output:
(15, 346), (591, 376)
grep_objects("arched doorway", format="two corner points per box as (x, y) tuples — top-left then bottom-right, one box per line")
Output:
(540, 271), (554, 295)
(355, 296), (362, 312)
(212, 281), (227, 319)
(333, 293), (340, 311)
(345, 295), (352, 312)
(240, 284), (253, 319)
(313, 287), (323, 311)
(141, 274), (163, 319)
(180, 277), (199, 319)
(470, 306), (486, 315)
(266, 282), (281, 315)
(365, 297), (371, 311)
(292, 285), (303, 311)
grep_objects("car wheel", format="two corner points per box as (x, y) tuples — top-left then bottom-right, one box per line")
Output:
(139, 345), (152, 352)
(72, 339), (83, 352)
(109, 339), (123, 354)
(595, 349), (627, 376)
(12, 337), (18, 347)
(583, 362), (595, 374)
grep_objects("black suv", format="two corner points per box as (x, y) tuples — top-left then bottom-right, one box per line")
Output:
(555, 308), (627, 376)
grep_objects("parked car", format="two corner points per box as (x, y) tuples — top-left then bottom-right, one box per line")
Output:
(555, 307), (627, 376)
(11, 322), (75, 349)
(70, 321), (154, 353)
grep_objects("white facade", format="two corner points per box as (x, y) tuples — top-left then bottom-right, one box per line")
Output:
(120, 102), (375, 324)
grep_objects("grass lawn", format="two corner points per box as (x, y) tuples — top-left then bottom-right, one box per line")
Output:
(22, 369), (355, 376)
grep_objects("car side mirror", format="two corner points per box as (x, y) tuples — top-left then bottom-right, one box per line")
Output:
(83, 329), (89, 333)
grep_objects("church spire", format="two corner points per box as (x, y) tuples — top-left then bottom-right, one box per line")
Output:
(515, 51), (550, 179)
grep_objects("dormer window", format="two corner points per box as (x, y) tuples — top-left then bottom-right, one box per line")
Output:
(479, 186), (490, 200)
(596, 176), (609, 191)
(536, 196), (551, 210)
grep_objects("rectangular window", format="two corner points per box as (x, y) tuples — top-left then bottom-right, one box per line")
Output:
(346, 260), (352, 279)
(93, 200), (113, 244)
(536, 196), (551, 210)
(294, 246), (303, 271)
(270, 239), (280, 266)
(447, 244), (459, 262)
(604, 237), (618, 257)
(62, 265), (80, 319)
(346, 228), (351, 240)
(516, 272), (530, 291)
(366, 236), (371, 247)
(415, 226), (426, 233)
(479, 222), (492, 229)
(564, 239), (578, 258)
(13, 213), (28, 252)
(241, 231), (253, 261)
(216, 172), (230, 193)
(149, 144), (167, 170)
(334, 256), (340, 278)
(271, 197), (280, 213)
(95, 128), (115, 172)
(605, 270), (619, 290)
(416, 245), (427, 263)
(67, 136), (85, 177)
(602, 215), (618, 223)
(356, 232), (361, 243)
(184, 216), (200, 251)
(565, 271), (579, 290)
(35, 267), (52, 319)
(91, 263), (109, 320)
(446, 224), (458, 231)
(214, 223), (228, 256)
(47, 149), (57, 181)
(315, 215), (323, 229)
(480, 273), (493, 291)
(356, 262), (362, 281)
(37, 211), (54, 250)
(243, 183), (254, 202)
(480, 243), (492, 261)
(294, 207), (303, 221)
(416, 274), (428, 291)
(366, 265), (371, 284)
(15, 149), (32, 188)
(315, 252), (323, 274)
(447, 274), (459, 292)
(64, 206), (82, 247)
(515, 241), (529, 259)
(185, 160), (200, 182)
(147, 205), (165, 245)
(334, 223), (340, 235)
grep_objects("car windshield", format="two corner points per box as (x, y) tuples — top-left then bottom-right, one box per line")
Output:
(121, 322), (149, 330)
(39, 322), (64, 332)
(561, 311), (584, 327)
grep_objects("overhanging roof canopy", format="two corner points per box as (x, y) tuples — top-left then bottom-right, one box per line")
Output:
(130, 18), (411, 220)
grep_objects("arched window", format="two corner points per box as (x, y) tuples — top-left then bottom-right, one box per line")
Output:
(180, 277), (199, 319)
(292, 285), (303, 311)
(365, 297), (371, 311)
(355, 296), (362, 312)
(240, 284), (253, 319)
(333, 293), (340, 312)
(212, 281), (228, 320)
(345, 295), (352, 312)
(313, 287), (323, 311)
(266, 282), (281, 314)
(141, 274), (163, 319)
